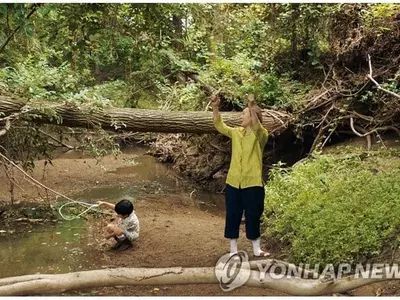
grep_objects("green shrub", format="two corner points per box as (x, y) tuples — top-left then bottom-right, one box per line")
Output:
(2, 55), (92, 100)
(263, 152), (400, 267)
(64, 80), (130, 108)
(0, 55), (134, 108)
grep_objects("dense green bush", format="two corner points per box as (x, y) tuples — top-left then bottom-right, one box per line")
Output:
(1, 55), (92, 100)
(263, 151), (400, 267)
(0, 55), (133, 108)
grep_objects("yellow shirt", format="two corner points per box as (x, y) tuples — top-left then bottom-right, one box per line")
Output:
(214, 115), (268, 189)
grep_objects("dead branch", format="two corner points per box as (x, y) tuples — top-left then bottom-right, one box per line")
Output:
(296, 89), (332, 113)
(308, 125), (325, 157)
(196, 161), (227, 182)
(209, 141), (229, 153)
(38, 129), (74, 150)
(354, 125), (372, 151)
(0, 118), (10, 137)
(320, 125), (338, 149)
(367, 54), (400, 100)
(0, 155), (15, 204)
(350, 111), (374, 122)
(0, 4), (41, 53)
(15, 218), (44, 223)
(350, 117), (400, 138)
(0, 266), (399, 296)
(308, 105), (336, 155)
(0, 152), (77, 203)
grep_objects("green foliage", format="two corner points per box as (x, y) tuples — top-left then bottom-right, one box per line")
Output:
(363, 4), (400, 34)
(1, 54), (92, 100)
(155, 81), (204, 111)
(0, 3), (358, 112)
(256, 72), (291, 108)
(200, 53), (257, 106)
(263, 151), (400, 267)
(77, 129), (121, 158)
(65, 80), (130, 108)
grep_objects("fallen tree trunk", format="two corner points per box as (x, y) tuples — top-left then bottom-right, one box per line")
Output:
(0, 266), (396, 296)
(0, 96), (292, 134)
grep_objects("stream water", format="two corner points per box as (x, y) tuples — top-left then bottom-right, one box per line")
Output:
(0, 147), (225, 279)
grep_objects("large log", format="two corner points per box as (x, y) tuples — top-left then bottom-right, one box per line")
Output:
(0, 266), (395, 296)
(0, 96), (292, 134)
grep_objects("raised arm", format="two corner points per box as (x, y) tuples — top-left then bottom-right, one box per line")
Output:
(97, 201), (115, 210)
(248, 94), (268, 145)
(211, 94), (233, 138)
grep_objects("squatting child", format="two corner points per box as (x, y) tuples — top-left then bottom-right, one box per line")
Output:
(97, 199), (140, 251)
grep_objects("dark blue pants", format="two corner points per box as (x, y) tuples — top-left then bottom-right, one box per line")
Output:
(224, 184), (265, 240)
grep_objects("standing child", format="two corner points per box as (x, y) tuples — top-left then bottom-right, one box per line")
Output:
(97, 199), (140, 251)
(211, 93), (269, 257)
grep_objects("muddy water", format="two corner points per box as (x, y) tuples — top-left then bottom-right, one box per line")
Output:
(66, 147), (225, 212)
(0, 146), (224, 279)
(0, 219), (104, 278)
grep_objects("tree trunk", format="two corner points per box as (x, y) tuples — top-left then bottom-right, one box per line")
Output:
(0, 96), (291, 134)
(172, 15), (183, 51)
(0, 266), (395, 296)
(290, 4), (300, 64)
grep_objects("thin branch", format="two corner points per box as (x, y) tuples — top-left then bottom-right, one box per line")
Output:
(0, 161), (24, 192)
(376, 133), (387, 148)
(367, 54), (400, 100)
(308, 89), (330, 106)
(337, 81), (369, 97)
(0, 152), (77, 202)
(308, 124), (326, 157)
(0, 118), (11, 137)
(350, 111), (374, 122)
(350, 117), (400, 137)
(322, 64), (333, 89)
(38, 129), (74, 150)
(0, 4), (40, 53)
(195, 161), (227, 182)
(263, 110), (287, 126)
(317, 105), (335, 128)
(368, 53), (373, 77)
(320, 124), (338, 149)
(209, 141), (229, 153)
(354, 125), (372, 151)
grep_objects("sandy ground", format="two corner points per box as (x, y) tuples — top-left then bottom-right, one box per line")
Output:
(0, 147), (398, 296)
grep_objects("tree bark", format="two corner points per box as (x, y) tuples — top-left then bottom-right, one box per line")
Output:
(0, 96), (291, 134)
(0, 266), (396, 296)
